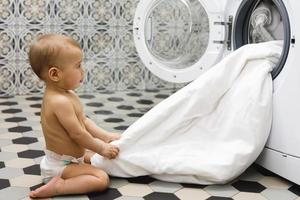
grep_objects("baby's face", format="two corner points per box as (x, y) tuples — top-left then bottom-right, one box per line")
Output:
(56, 45), (84, 90)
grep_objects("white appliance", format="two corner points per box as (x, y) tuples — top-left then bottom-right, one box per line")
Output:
(133, 0), (300, 184)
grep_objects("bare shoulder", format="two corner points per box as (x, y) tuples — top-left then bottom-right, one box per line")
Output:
(44, 92), (72, 110)
(68, 90), (81, 101)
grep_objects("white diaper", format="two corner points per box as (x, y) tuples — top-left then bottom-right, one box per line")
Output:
(40, 149), (84, 183)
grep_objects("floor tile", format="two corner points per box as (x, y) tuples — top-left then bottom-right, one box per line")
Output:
(87, 188), (122, 200)
(0, 151), (18, 161)
(12, 136), (38, 145)
(261, 188), (298, 200)
(0, 139), (12, 147)
(144, 192), (180, 200)
(204, 184), (239, 197)
(0, 186), (30, 200)
(8, 126), (33, 133)
(5, 116), (27, 123)
(126, 176), (156, 184)
(259, 176), (293, 189)
(232, 180), (266, 193)
(0, 113), (14, 120)
(0, 161), (4, 169)
(5, 158), (35, 168)
(0, 132), (23, 139)
(10, 174), (42, 187)
(207, 197), (234, 200)
(232, 192), (268, 200)
(118, 183), (153, 197)
(149, 180), (182, 193)
(0, 178), (10, 190)
(238, 166), (264, 182)
(0, 92), (299, 200)
(28, 141), (45, 149)
(289, 184), (300, 196)
(53, 195), (90, 200)
(0, 122), (18, 129)
(115, 197), (144, 200)
(109, 177), (129, 189)
(17, 149), (45, 159)
(0, 167), (24, 179)
(175, 188), (210, 200)
(1, 144), (29, 153)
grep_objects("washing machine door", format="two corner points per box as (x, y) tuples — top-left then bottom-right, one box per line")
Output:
(133, 0), (227, 83)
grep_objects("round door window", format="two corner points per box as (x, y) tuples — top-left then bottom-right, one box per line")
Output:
(233, 0), (290, 79)
(134, 0), (225, 83)
(144, 0), (210, 69)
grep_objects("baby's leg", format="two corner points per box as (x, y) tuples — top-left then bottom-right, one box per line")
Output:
(29, 176), (61, 198)
(29, 163), (109, 198)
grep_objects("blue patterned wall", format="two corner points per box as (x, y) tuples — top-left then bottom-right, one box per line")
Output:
(0, 0), (181, 96)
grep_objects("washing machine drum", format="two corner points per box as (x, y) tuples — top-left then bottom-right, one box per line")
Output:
(133, 0), (291, 83)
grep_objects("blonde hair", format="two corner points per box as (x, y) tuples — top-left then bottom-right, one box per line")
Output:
(28, 34), (81, 80)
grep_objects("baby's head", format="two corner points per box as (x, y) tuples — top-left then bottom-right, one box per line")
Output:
(28, 34), (83, 82)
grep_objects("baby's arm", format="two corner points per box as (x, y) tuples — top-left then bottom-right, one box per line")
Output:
(53, 96), (119, 159)
(84, 117), (120, 143)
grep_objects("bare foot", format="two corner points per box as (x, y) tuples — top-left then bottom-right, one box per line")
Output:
(29, 176), (63, 198)
(106, 132), (121, 143)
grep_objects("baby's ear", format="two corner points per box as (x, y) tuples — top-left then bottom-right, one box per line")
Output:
(48, 66), (61, 82)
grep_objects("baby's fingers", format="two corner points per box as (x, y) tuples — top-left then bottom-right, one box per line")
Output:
(110, 147), (119, 159)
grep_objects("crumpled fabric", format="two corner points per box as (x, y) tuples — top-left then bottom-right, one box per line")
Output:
(92, 41), (283, 184)
(250, 2), (283, 43)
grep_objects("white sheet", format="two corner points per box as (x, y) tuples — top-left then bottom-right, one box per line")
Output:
(91, 41), (283, 184)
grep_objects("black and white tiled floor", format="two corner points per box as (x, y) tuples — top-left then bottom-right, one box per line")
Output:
(0, 90), (300, 200)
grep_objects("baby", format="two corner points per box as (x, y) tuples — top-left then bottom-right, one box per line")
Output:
(28, 34), (120, 198)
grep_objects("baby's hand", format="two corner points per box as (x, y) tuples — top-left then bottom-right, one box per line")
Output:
(106, 132), (121, 143)
(101, 143), (119, 159)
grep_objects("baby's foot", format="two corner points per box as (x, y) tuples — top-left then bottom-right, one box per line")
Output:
(106, 132), (121, 143)
(29, 176), (63, 198)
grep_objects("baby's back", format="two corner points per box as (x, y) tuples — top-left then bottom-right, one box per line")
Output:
(41, 91), (85, 158)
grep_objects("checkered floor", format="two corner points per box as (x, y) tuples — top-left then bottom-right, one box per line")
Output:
(0, 90), (299, 200)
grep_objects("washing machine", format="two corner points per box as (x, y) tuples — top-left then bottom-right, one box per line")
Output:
(133, 0), (300, 184)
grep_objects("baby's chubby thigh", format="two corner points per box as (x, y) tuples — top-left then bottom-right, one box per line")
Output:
(61, 162), (110, 190)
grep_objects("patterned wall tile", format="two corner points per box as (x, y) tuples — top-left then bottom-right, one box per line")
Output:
(15, 61), (44, 95)
(0, 26), (17, 60)
(0, 60), (17, 96)
(116, 58), (145, 90)
(51, 25), (85, 49)
(85, 26), (117, 59)
(117, 0), (139, 26)
(85, 0), (118, 26)
(85, 59), (117, 92)
(0, 0), (16, 25)
(16, 0), (52, 26)
(17, 26), (52, 60)
(0, 0), (185, 96)
(116, 26), (138, 59)
(52, 0), (84, 26)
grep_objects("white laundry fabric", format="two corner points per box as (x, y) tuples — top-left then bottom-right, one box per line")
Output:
(91, 41), (283, 184)
(250, 2), (275, 42)
(250, 2), (284, 43)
